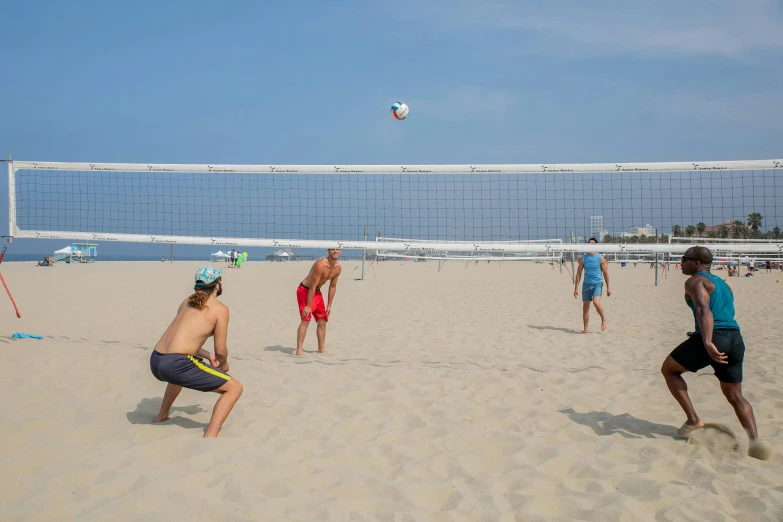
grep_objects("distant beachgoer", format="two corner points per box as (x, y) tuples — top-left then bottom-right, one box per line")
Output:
(296, 249), (342, 356)
(573, 238), (611, 333)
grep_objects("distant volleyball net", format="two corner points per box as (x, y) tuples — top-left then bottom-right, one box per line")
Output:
(374, 237), (564, 262)
(6, 159), (783, 255)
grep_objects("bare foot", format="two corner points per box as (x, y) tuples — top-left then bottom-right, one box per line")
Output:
(317, 349), (326, 353)
(581, 329), (588, 334)
(296, 349), (304, 357)
(601, 321), (608, 331)
(677, 420), (705, 438)
(153, 414), (169, 423)
(748, 438), (773, 460)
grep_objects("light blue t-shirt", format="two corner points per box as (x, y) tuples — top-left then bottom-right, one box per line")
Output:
(686, 271), (740, 332)
(583, 253), (603, 285)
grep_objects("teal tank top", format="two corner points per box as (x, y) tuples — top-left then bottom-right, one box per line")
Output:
(685, 271), (739, 332)
(583, 253), (603, 285)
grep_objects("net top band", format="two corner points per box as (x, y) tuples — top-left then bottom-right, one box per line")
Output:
(10, 159), (783, 174)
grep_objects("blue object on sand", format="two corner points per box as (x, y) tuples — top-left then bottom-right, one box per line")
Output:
(12, 333), (43, 340)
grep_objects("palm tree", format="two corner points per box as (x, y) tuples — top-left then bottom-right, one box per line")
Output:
(747, 213), (763, 232)
(672, 225), (682, 237)
(696, 222), (706, 237)
(718, 224), (729, 238)
(773, 226), (781, 239)
(733, 220), (747, 239)
(685, 225), (696, 237)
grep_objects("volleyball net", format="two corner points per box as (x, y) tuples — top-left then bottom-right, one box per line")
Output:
(7, 159), (783, 255)
(373, 237), (564, 262)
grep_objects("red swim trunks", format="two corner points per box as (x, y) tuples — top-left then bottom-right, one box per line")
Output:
(297, 283), (328, 322)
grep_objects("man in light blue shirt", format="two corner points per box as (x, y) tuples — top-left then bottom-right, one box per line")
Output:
(573, 238), (611, 333)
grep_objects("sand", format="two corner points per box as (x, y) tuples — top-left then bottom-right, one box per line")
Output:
(0, 259), (781, 521)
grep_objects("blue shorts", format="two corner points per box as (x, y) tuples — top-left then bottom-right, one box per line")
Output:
(582, 283), (603, 301)
(150, 351), (230, 392)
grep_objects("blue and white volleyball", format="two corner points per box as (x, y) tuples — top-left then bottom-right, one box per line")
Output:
(391, 101), (409, 120)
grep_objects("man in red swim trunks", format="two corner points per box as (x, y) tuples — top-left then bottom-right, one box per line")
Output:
(296, 248), (342, 356)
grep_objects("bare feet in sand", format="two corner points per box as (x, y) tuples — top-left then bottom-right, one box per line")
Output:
(153, 414), (170, 423)
(748, 438), (773, 460)
(601, 321), (608, 331)
(677, 420), (705, 438)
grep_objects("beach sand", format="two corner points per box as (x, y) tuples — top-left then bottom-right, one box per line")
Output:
(1, 259), (781, 521)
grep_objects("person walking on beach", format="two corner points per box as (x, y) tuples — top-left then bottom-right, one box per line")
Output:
(296, 248), (342, 357)
(149, 266), (243, 438)
(573, 238), (611, 332)
(660, 246), (771, 459)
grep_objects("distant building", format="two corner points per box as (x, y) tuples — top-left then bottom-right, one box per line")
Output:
(636, 224), (657, 236)
(704, 220), (734, 234)
(589, 216), (604, 240)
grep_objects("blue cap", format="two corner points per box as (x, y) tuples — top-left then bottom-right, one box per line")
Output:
(195, 265), (224, 286)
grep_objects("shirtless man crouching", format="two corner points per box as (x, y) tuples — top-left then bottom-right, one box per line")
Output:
(296, 248), (342, 356)
(149, 266), (243, 438)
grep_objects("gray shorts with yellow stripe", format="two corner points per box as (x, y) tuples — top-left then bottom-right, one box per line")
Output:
(150, 350), (230, 392)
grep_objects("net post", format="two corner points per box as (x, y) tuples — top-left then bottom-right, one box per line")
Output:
(655, 253), (660, 286)
(7, 154), (14, 243)
(360, 225), (367, 281)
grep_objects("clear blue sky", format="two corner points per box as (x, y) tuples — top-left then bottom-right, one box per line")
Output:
(2, 1), (782, 256)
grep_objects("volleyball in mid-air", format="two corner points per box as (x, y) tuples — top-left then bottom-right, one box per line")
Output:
(391, 101), (409, 120)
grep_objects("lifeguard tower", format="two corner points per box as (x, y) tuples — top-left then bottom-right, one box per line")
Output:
(52, 242), (98, 264)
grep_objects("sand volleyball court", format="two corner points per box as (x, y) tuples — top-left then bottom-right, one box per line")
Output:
(1, 260), (781, 520)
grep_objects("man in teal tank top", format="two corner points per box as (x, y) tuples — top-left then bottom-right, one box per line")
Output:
(573, 238), (611, 333)
(661, 246), (770, 459)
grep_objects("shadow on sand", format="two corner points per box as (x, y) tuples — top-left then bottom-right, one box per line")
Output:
(127, 397), (208, 431)
(560, 408), (679, 439)
(528, 324), (584, 335)
(264, 345), (297, 355)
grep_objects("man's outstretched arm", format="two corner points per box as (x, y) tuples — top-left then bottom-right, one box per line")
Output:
(601, 257), (611, 295)
(573, 259), (584, 297)
(213, 306), (230, 369)
(327, 271), (340, 314)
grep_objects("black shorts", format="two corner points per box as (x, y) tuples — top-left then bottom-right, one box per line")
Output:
(150, 351), (230, 392)
(669, 329), (745, 383)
